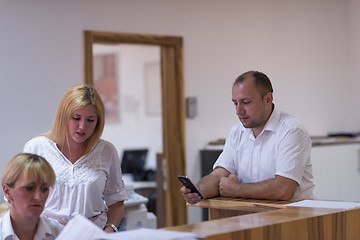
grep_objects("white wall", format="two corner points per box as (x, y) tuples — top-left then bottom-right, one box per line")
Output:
(0, 0), (359, 224)
(349, 0), (360, 124)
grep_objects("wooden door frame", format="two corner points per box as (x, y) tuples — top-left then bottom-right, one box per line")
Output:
(83, 31), (186, 226)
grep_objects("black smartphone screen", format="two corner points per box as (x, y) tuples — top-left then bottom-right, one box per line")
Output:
(177, 175), (204, 200)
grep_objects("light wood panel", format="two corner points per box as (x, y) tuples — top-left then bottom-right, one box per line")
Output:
(161, 45), (187, 226)
(156, 153), (165, 228)
(83, 31), (186, 226)
(166, 197), (360, 240)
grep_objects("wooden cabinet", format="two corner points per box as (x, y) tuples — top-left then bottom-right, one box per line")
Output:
(200, 150), (222, 177)
(311, 143), (360, 201)
(200, 150), (222, 220)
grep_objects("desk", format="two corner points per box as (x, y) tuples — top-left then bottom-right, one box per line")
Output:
(165, 197), (360, 240)
(133, 181), (157, 201)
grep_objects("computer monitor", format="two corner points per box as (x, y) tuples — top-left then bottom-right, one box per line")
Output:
(121, 149), (148, 181)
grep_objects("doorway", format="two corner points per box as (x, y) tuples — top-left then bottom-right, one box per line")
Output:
(83, 31), (186, 227)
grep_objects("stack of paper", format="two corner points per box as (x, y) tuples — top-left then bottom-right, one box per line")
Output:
(285, 200), (360, 209)
(56, 215), (204, 240)
(93, 228), (205, 240)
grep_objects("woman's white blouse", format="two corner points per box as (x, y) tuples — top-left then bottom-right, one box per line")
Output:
(24, 136), (128, 228)
(0, 210), (63, 240)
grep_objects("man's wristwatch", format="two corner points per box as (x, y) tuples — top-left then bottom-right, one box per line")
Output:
(104, 223), (117, 232)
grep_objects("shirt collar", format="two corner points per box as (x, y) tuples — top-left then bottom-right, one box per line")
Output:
(262, 104), (281, 132)
(33, 216), (54, 239)
(1, 210), (54, 240)
(2, 210), (17, 240)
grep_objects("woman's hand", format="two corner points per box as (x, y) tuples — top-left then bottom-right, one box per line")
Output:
(104, 201), (124, 232)
(104, 225), (117, 233)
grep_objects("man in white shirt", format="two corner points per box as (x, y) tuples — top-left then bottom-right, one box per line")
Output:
(181, 71), (315, 204)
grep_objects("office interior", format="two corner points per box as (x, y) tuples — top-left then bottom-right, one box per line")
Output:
(1, 0), (360, 226)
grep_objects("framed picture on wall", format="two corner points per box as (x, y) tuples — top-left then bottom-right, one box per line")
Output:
(93, 53), (120, 122)
(145, 61), (161, 115)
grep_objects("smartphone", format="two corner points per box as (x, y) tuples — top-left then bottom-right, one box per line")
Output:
(177, 175), (204, 200)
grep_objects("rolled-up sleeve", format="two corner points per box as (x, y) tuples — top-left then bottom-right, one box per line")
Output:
(103, 145), (128, 206)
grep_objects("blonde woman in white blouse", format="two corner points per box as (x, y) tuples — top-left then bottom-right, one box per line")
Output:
(0, 153), (63, 240)
(24, 85), (127, 232)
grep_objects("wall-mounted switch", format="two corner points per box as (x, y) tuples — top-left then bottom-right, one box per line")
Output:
(186, 97), (197, 119)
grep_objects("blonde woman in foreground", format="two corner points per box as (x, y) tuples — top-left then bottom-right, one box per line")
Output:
(0, 153), (63, 240)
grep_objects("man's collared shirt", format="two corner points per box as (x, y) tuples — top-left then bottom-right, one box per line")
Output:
(213, 106), (315, 199)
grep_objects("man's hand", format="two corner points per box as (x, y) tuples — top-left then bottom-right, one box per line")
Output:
(180, 184), (203, 204)
(180, 168), (231, 204)
(219, 174), (242, 197)
(219, 174), (297, 200)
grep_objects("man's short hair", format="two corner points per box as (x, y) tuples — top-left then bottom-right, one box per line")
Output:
(234, 71), (273, 97)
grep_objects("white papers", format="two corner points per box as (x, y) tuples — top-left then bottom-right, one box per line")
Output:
(285, 200), (360, 209)
(94, 228), (205, 240)
(55, 215), (107, 240)
(56, 214), (204, 240)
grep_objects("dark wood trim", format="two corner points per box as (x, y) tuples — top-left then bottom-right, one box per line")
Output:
(83, 31), (186, 227)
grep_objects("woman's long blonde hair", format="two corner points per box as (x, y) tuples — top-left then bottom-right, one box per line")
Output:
(43, 84), (105, 155)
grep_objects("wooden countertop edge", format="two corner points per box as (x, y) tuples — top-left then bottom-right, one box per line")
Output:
(187, 197), (292, 211)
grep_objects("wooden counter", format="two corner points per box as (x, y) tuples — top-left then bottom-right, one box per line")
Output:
(191, 197), (292, 220)
(165, 197), (360, 240)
